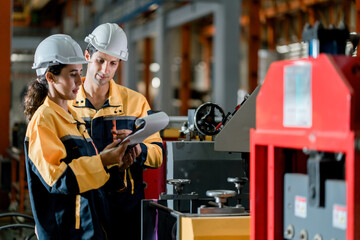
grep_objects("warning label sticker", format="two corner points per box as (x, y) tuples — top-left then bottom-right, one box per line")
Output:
(333, 204), (347, 230)
(295, 195), (307, 218)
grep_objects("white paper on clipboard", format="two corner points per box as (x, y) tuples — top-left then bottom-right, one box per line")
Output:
(102, 112), (169, 155)
(121, 111), (170, 145)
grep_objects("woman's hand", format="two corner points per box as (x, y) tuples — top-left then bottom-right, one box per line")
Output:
(100, 140), (129, 167)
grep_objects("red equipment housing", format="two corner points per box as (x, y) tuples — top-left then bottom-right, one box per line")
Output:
(250, 54), (360, 240)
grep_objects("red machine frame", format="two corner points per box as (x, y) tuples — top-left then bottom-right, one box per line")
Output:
(250, 54), (360, 240)
(143, 142), (166, 199)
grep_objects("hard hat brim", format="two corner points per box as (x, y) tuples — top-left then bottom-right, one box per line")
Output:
(32, 58), (90, 70)
(85, 37), (128, 61)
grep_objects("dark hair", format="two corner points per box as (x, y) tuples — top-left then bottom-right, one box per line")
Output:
(23, 64), (66, 122)
(85, 43), (98, 58)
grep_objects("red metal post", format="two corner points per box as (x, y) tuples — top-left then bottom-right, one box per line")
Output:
(0, 1), (11, 154)
(144, 37), (152, 107)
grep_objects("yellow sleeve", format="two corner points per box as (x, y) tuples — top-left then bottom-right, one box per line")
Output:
(138, 98), (164, 169)
(28, 123), (109, 194)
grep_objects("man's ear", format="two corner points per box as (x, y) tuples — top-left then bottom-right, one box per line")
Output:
(85, 50), (91, 61)
(45, 72), (56, 84)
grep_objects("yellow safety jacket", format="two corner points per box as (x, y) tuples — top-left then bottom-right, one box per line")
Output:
(71, 79), (164, 212)
(25, 97), (120, 239)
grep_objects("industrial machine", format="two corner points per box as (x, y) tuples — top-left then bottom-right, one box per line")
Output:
(250, 23), (360, 240)
(141, 95), (259, 239)
(142, 141), (250, 240)
(142, 194), (250, 240)
(179, 102), (226, 140)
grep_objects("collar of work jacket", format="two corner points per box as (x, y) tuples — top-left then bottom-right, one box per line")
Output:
(41, 97), (85, 125)
(73, 78), (122, 108)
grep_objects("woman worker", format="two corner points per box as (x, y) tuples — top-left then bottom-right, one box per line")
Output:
(23, 34), (133, 239)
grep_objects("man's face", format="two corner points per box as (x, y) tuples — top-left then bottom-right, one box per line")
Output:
(85, 50), (120, 86)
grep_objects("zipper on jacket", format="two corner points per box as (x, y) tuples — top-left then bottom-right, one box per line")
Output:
(90, 109), (98, 137)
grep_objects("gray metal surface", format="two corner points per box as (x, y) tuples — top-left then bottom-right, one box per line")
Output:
(214, 85), (260, 153)
(198, 206), (245, 214)
(284, 173), (346, 240)
(166, 141), (248, 210)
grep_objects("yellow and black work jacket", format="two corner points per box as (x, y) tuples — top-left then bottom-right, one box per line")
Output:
(71, 79), (164, 213)
(25, 97), (122, 240)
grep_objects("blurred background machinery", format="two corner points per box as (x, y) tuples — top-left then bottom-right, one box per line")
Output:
(141, 84), (258, 239)
(3, 0), (360, 156)
(2, 1), (360, 239)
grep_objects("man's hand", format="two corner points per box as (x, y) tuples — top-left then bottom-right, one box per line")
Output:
(119, 148), (136, 172)
(111, 129), (132, 142)
(133, 144), (142, 158)
(111, 129), (142, 158)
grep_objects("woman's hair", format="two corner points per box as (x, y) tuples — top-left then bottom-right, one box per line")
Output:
(23, 64), (66, 122)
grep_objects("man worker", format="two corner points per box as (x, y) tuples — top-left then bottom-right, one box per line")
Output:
(71, 23), (164, 239)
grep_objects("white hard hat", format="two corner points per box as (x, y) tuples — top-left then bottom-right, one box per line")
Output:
(85, 23), (128, 61)
(32, 34), (89, 76)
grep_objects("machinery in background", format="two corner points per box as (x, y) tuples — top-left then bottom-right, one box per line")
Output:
(164, 141), (249, 210)
(142, 140), (251, 240)
(179, 102), (226, 140)
(179, 97), (252, 142)
(142, 190), (250, 240)
(141, 62), (262, 239)
(215, 86), (260, 153)
(251, 22), (359, 240)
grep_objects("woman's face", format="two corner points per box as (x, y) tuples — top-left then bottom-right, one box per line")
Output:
(49, 64), (83, 100)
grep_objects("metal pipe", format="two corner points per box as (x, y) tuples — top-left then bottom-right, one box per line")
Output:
(149, 201), (183, 217)
(0, 224), (35, 231)
(0, 212), (34, 221)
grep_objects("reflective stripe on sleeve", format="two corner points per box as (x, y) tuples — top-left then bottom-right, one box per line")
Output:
(75, 195), (81, 229)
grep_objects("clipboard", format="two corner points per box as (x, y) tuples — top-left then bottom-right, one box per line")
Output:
(102, 111), (169, 154)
